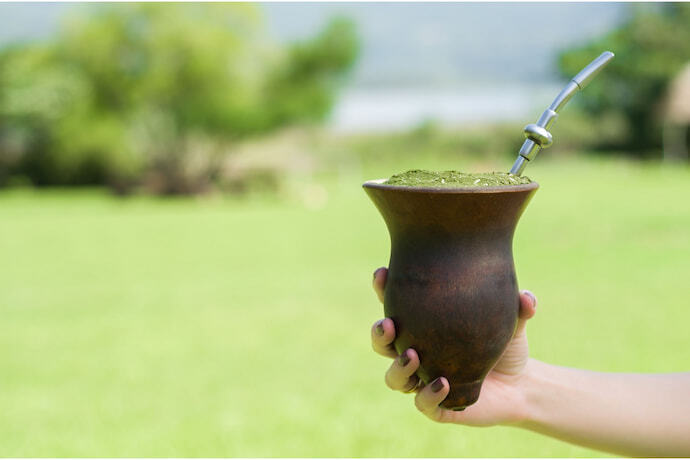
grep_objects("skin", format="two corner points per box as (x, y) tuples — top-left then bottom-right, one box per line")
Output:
(371, 266), (690, 457)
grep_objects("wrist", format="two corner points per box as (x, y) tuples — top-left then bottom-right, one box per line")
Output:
(512, 358), (549, 428)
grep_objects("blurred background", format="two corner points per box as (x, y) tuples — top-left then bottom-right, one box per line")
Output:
(0, 2), (688, 457)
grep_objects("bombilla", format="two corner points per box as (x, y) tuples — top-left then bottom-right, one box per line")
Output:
(509, 51), (615, 176)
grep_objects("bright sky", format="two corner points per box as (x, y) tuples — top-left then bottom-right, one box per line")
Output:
(0, 2), (627, 87)
(0, 2), (629, 131)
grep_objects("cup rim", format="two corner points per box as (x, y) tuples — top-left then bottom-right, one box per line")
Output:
(362, 178), (539, 194)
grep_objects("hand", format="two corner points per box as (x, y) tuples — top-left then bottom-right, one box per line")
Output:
(370, 266), (537, 426)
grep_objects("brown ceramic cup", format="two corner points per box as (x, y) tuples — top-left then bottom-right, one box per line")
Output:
(363, 179), (538, 410)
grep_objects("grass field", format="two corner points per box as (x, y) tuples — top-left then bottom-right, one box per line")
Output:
(1, 156), (688, 456)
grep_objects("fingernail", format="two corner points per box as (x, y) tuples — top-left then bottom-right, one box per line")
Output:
(373, 268), (382, 280)
(524, 290), (537, 307)
(398, 350), (410, 367)
(431, 378), (445, 393)
(375, 320), (384, 336)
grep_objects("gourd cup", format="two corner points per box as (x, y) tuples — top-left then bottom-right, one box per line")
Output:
(364, 179), (538, 410)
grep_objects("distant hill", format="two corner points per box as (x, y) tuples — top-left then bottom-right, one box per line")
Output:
(263, 2), (628, 87)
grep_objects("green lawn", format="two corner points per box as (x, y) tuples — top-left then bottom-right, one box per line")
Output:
(1, 156), (688, 456)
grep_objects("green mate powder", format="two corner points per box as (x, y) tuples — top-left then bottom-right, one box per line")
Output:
(384, 170), (532, 187)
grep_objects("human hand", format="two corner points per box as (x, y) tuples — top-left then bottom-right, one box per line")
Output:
(370, 266), (537, 426)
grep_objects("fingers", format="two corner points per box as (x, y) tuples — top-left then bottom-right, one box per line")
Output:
(371, 267), (395, 355)
(371, 318), (397, 358)
(385, 348), (421, 392)
(515, 289), (537, 337)
(414, 377), (452, 423)
(372, 267), (388, 303)
(518, 290), (537, 319)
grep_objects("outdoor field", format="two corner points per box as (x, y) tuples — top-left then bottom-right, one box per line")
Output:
(1, 156), (688, 457)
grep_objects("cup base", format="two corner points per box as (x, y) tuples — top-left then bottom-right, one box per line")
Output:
(440, 379), (483, 411)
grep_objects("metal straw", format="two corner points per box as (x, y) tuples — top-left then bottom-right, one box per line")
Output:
(509, 51), (615, 176)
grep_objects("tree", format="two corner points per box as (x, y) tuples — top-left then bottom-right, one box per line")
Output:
(557, 4), (690, 155)
(0, 4), (358, 193)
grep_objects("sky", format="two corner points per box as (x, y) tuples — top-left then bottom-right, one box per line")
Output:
(0, 2), (628, 86)
(0, 2), (629, 131)
(263, 2), (627, 87)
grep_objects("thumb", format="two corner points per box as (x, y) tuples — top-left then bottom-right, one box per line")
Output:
(491, 290), (537, 376)
(515, 290), (537, 337)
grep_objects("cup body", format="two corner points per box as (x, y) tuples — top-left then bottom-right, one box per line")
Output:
(364, 179), (538, 410)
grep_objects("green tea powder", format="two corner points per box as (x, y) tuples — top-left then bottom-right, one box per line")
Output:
(384, 170), (532, 187)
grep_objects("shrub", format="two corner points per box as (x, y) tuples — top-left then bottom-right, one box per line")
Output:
(557, 4), (690, 155)
(0, 4), (358, 193)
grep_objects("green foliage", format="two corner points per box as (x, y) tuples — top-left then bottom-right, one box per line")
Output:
(0, 4), (358, 193)
(341, 120), (523, 172)
(267, 18), (359, 126)
(558, 4), (690, 154)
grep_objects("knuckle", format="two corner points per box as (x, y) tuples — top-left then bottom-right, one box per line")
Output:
(372, 344), (385, 356)
(435, 409), (450, 423)
(384, 368), (399, 390)
(401, 376), (419, 393)
(371, 337), (390, 354)
(371, 337), (385, 353)
(414, 393), (444, 422)
(427, 409), (441, 422)
(414, 394), (426, 413)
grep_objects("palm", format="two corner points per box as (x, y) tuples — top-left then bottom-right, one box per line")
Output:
(442, 335), (529, 426)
